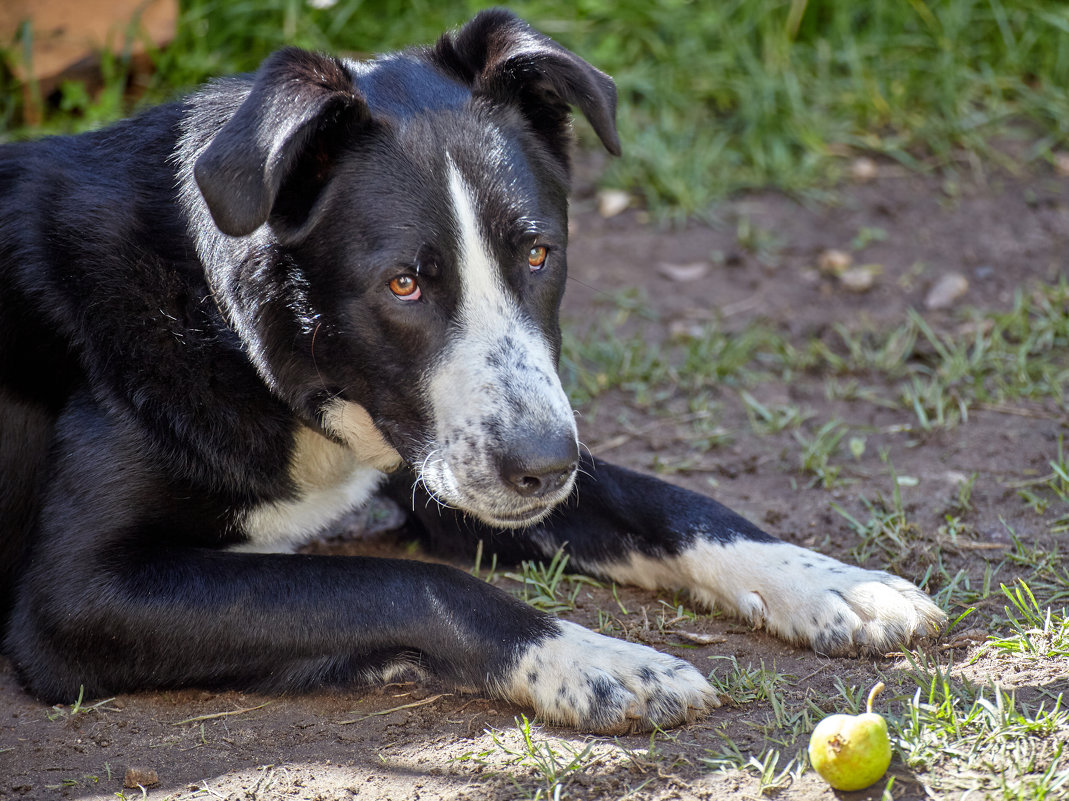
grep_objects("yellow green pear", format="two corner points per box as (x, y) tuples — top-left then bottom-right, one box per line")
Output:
(808, 682), (892, 791)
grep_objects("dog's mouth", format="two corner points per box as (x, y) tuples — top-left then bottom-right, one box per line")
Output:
(455, 492), (569, 530)
(415, 457), (577, 530)
(470, 501), (560, 529)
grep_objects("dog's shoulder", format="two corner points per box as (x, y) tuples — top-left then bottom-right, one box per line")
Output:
(0, 102), (299, 499)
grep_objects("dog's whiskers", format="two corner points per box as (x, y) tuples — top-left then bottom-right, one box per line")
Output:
(411, 448), (454, 515)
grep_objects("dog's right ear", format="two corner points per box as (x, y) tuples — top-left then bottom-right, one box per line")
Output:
(194, 48), (368, 238)
(433, 9), (620, 164)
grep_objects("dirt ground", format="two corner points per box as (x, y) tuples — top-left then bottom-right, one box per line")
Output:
(1, 160), (1067, 800)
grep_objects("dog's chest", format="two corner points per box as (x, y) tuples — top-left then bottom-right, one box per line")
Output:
(235, 426), (385, 553)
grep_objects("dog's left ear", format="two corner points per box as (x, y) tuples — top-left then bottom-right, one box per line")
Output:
(194, 48), (368, 238)
(434, 8), (621, 161)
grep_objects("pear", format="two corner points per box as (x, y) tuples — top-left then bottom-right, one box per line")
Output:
(808, 682), (892, 791)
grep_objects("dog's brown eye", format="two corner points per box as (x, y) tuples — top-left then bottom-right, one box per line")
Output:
(388, 275), (421, 300)
(528, 245), (548, 271)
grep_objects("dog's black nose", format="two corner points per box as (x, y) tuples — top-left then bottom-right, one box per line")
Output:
(498, 435), (579, 498)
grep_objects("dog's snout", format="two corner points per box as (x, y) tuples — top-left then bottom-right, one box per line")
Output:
(499, 435), (579, 498)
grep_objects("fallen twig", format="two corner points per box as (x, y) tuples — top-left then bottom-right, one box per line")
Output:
(336, 693), (452, 724)
(668, 630), (728, 645)
(172, 702), (272, 725)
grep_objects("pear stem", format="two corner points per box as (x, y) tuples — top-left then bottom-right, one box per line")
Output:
(866, 682), (886, 714)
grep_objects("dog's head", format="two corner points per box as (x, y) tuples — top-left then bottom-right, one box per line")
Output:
(186, 10), (619, 527)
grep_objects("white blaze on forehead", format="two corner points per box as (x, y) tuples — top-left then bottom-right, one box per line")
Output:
(446, 158), (507, 316)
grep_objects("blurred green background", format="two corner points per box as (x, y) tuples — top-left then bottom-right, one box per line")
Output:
(3, 0), (1068, 216)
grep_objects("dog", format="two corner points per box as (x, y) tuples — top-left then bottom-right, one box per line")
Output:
(0, 9), (944, 734)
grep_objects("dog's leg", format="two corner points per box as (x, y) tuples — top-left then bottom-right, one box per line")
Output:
(392, 454), (946, 657)
(5, 410), (714, 733)
(0, 390), (55, 615)
(9, 545), (714, 732)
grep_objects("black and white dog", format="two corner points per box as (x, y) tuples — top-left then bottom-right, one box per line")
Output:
(0, 10), (944, 734)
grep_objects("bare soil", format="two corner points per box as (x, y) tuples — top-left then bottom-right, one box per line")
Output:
(2, 162), (1067, 800)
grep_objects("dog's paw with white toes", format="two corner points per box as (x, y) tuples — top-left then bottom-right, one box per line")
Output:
(499, 620), (718, 734)
(724, 545), (947, 656)
(694, 542), (947, 656)
(599, 539), (946, 657)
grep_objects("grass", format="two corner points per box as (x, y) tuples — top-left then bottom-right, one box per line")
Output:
(986, 580), (1069, 661)
(45, 685), (117, 721)
(739, 389), (810, 435)
(561, 305), (785, 410)
(829, 456), (940, 573)
(704, 744), (805, 795)
(564, 277), (1069, 442)
(1014, 435), (1069, 534)
(501, 548), (604, 614)
(456, 715), (605, 800)
(895, 649), (1069, 798)
(707, 657), (793, 708)
(793, 418), (850, 488)
(815, 281), (1069, 421)
(926, 690), (1069, 797)
(4, 1), (1069, 214)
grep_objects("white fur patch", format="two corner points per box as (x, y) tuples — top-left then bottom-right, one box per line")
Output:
(593, 540), (945, 656)
(238, 424), (384, 552)
(498, 620), (718, 734)
(448, 160), (506, 323)
(414, 160), (577, 526)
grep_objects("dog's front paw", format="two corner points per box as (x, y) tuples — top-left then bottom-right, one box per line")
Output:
(602, 539), (945, 657)
(499, 620), (718, 733)
(698, 542), (946, 656)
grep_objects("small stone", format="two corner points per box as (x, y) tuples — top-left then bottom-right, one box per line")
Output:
(1054, 152), (1069, 177)
(944, 470), (971, 487)
(839, 265), (880, 292)
(596, 189), (631, 218)
(668, 320), (705, 340)
(957, 318), (994, 338)
(657, 261), (710, 282)
(925, 272), (969, 310)
(124, 767), (159, 789)
(817, 249), (852, 276)
(850, 157), (879, 182)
